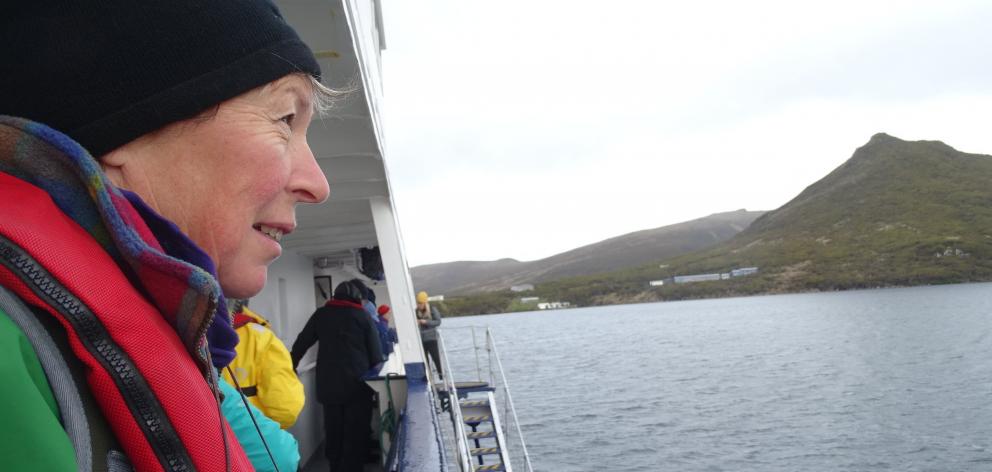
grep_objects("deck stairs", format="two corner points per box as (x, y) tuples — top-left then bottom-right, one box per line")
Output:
(458, 392), (511, 471)
(436, 327), (533, 472)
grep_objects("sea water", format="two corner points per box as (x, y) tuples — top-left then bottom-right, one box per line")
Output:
(441, 283), (992, 471)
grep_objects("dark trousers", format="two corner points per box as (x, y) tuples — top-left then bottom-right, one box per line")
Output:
(422, 339), (443, 379)
(322, 384), (375, 472)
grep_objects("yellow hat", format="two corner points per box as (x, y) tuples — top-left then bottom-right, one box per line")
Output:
(416, 291), (429, 303)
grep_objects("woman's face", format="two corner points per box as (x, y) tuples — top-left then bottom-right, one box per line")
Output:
(102, 75), (330, 298)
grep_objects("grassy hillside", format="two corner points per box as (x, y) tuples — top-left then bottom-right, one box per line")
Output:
(413, 210), (763, 295)
(410, 258), (526, 297)
(439, 134), (992, 316)
(676, 133), (992, 290)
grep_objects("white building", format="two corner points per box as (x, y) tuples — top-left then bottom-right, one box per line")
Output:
(537, 301), (571, 310)
(731, 267), (759, 277)
(510, 284), (535, 292)
(674, 273), (723, 284)
(649, 280), (665, 287)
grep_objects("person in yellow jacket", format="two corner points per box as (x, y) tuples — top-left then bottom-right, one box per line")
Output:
(222, 300), (305, 429)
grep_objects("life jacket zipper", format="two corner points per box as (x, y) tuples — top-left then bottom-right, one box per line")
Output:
(0, 235), (195, 472)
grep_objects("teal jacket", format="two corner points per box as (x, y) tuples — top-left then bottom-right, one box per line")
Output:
(219, 374), (300, 472)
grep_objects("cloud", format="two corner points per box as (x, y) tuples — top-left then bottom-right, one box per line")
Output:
(381, 0), (992, 266)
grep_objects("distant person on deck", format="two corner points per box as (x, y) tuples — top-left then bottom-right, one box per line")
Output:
(291, 281), (383, 472)
(377, 304), (398, 356)
(222, 299), (304, 429)
(348, 278), (393, 359)
(416, 291), (444, 380)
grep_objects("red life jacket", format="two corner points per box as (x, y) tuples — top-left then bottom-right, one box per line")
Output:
(0, 172), (253, 471)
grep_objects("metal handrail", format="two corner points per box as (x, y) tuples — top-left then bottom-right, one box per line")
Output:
(485, 327), (534, 472)
(443, 326), (488, 384)
(436, 331), (474, 472)
(439, 326), (533, 472)
(471, 328), (482, 383)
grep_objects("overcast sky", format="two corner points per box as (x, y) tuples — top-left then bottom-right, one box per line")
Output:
(380, 0), (992, 267)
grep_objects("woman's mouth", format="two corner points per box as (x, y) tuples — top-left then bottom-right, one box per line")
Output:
(253, 224), (285, 242)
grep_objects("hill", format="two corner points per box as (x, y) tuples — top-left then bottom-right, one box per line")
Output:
(412, 209), (764, 295)
(670, 133), (992, 291)
(440, 133), (992, 315)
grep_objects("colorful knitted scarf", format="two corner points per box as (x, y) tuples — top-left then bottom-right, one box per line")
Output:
(0, 116), (237, 375)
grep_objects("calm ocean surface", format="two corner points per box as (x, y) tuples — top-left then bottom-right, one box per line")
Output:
(440, 283), (992, 471)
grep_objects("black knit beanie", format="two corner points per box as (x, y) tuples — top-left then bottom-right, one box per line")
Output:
(334, 281), (364, 304)
(349, 278), (371, 300)
(0, 1), (321, 158)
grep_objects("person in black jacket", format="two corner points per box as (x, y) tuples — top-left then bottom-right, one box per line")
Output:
(292, 281), (383, 472)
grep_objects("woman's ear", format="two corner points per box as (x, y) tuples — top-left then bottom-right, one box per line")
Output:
(99, 148), (130, 187)
(98, 133), (159, 189)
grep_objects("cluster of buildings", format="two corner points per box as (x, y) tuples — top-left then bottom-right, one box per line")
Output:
(935, 247), (969, 258)
(649, 267), (759, 286)
(512, 283), (571, 310)
(518, 296), (571, 310)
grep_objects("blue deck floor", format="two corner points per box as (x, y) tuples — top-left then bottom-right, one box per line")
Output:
(300, 441), (383, 472)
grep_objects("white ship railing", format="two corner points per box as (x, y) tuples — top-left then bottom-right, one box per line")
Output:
(485, 328), (534, 472)
(437, 326), (534, 472)
(436, 332), (475, 472)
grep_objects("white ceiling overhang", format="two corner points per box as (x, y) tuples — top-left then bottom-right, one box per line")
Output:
(275, 0), (389, 258)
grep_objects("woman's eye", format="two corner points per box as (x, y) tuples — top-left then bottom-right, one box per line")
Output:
(279, 114), (296, 126)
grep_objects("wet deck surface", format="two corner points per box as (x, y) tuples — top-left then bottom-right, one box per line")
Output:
(300, 441), (384, 472)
